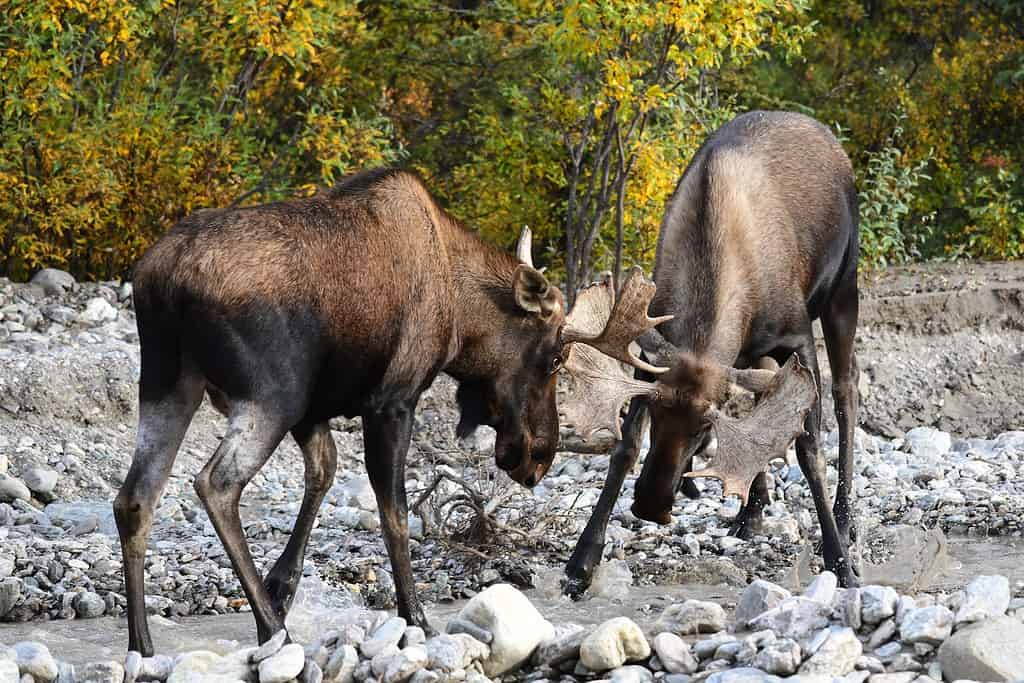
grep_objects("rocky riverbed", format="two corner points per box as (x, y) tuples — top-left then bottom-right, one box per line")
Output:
(0, 264), (1023, 682)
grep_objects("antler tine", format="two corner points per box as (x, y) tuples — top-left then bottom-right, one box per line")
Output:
(516, 226), (534, 267)
(563, 267), (674, 374)
(684, 354), (817, 502)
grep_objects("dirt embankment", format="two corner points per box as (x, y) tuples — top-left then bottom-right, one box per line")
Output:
(816, 260), (1024, 439)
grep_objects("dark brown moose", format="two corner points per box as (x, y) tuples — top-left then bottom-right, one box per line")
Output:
(115, 167), (665, 655)
(560, 110), (861, 595)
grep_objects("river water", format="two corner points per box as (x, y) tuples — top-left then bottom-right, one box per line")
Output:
(1, 534), (1020, 665)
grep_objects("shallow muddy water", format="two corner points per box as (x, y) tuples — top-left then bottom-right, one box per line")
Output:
(2, 534), (1020, 666)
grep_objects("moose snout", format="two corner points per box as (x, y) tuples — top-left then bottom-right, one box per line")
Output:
(495, 433), (554, 488)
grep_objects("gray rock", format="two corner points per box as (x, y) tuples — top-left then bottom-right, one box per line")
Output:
(0, 475), (31, 504)
(866, 619), (897, 650)
(803, 571), (838, 606)
(124, 651), (142, 683)
(844, 588), (863, 631)
(0, 578), (22, 617)
(861, 586), (899, 625)
(303, 660), (324, 683)
(651, 633), (697, 675)
(751, 638), (800, 676)
(74, 591), (106, 619)
(403, 626), (426, 647)
(0, 660), (18, 683)
(694, 635), (737, 661)
(343, 477), (378, 512)
(30, 269), (76, 297)
(259, 643), (306, 683)
(798, 627), (862, 677)
(734, 580), (791, 627)
(168, 651), (249, 683)
(77, 661), (125, 683)
(865, 674), (916, 683)
(579, 617), (651, 671)
(363, 617), (408, 659)
(453, 584), (553, 676)
(44, 502), (118, 536)
(955, 575), (1010, 624)
(252, 629), (288, 662)
(899, 606), (953, 645)
(22, 468), (58, 498)
(747, 597), (831, 641)
(533, 625), (585, 667)
(324, 644), (358, 683)
(138, 655), (173, 681)
(609, 665), (654, 683)
(383, 645), (428, 683)
(874, 641), (901, 659)
(408, 671), (439, 683)
(704, 668), (782, 683)
(655, 600), (727, 635)
(427, 634), (489, 672)
(905, 427), (951, 458)
(13, 642), (59, 682)
(79, 298), (118, 324)
(938, 615), (1024, 682)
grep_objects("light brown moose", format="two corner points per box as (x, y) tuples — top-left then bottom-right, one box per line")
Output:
(560, 110), (861, 596)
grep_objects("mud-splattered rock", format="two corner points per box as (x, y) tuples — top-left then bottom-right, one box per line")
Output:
(453, 584), (553, 676)
(579, 617), (650, 671)
(655, 600), (727, 635)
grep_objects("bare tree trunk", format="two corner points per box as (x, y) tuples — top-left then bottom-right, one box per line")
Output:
(613, 126), (626, 293)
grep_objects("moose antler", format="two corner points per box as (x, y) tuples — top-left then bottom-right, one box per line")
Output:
(558, 269), (671, 438)
(683, 354), (817, 502)
(562, 267), (674, 375)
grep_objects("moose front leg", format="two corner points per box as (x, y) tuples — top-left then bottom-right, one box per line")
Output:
(363, 401), (429, 630)
(563, 399), (649, 599)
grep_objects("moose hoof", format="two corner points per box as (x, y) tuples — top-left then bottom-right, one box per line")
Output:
(561, 575), (591, 601)
(630, 500), (673, 525)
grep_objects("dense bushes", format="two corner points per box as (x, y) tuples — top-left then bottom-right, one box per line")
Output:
(1, 1), (1021, 281)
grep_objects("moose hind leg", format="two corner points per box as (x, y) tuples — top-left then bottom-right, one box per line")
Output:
(194, 408), (290, 643)
(114, 384), (203, 656)
(791, 330), (857, 587)
(563, 399), (649, 599)
(363, 401), (427, 630)
(263, 420), (338, 619)
(822, 280), (860, 545)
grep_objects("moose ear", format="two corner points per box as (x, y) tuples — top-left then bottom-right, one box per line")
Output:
(513, 265), (561, 319)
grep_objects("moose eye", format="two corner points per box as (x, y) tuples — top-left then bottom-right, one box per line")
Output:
(550, 355), (563, 373)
